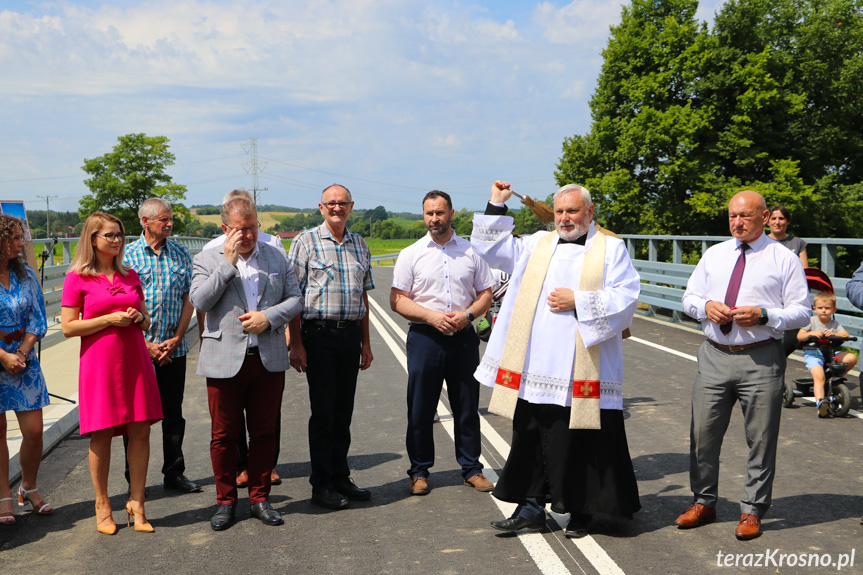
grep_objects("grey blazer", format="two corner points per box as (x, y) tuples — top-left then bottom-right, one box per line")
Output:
(190, 243), (302, 379)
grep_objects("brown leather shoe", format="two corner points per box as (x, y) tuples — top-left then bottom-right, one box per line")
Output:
(270, 470), (282, 486)
(236, 470), (249, 488)
(735, 513), (761, 540)
(464, 473), (494, 492)
(675, 503), (716, 528)
(409, 476), (430, 496)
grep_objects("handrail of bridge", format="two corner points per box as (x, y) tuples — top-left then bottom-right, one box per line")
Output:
(632, 258), (863, 343)
(30, 235), (863, 348)
(620, 234), (863, 277)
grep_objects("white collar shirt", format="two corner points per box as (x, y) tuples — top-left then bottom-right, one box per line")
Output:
(682, 233), (811, 344)
(235, 243), (261, 348)
(392, 232), (493, 315)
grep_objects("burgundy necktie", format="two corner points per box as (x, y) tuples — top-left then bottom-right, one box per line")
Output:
(720, 243), (749, 335)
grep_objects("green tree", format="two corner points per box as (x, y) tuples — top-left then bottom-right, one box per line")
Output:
(556, 0), (713, 235)
(557, 0), (863, 251)
(80, 133), (188, 235)
(368, 206), (389, 224)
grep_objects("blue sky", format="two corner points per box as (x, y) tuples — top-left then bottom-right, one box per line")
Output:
(0, 0), (726, 216)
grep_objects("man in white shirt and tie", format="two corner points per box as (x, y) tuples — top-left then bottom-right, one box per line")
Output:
(677, 190), (810, 540)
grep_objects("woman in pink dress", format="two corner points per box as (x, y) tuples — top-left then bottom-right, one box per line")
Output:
(61, 212), (162, 535)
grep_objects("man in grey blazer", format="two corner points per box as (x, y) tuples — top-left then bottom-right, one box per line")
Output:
(191, 195), (302, 531)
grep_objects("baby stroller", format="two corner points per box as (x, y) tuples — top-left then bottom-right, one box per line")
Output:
(781, 268), (856, 416)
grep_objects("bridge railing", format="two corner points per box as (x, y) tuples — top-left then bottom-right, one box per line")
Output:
(623, 235), (863, 342)
(32, 236), (209, 351)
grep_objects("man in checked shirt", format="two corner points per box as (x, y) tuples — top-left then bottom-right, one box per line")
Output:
(288, 184), (374, 511)
(123, 197), (200, 494)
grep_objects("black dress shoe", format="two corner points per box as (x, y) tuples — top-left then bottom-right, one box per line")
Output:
(564, 514), (591, 538)
(490, 516), (544, 532)
(250, 501), (284, 526)
(311, 489), (349, 510)
(333, 478), (372, 501)
(164, 475), (202, 494)
(210, 504), (236, 531)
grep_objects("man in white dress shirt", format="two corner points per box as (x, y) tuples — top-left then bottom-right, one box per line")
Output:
(391, 190), (495, 496)
(470, 180), (641, 538)
(676, 190), (810, 540)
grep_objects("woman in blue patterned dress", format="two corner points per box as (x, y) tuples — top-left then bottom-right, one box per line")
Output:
(0, 215), (52, 525)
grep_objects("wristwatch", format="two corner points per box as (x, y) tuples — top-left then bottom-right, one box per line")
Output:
(758, 308), (769, 325)
(467, 311), (475, 322)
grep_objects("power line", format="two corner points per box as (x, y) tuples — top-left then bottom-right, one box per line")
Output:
(242, 138), (268, 205)
(35, 195), (59, 236)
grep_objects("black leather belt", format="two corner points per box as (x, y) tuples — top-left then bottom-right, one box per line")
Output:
(246, 346), (260, 356)
(303, 319), (361, 329)
(708, 339), (775, 353)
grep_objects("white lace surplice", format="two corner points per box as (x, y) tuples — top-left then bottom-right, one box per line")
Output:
(471, 216), (640, 410)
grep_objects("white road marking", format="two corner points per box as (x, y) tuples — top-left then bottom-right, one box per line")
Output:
(368, 295), (629, 575)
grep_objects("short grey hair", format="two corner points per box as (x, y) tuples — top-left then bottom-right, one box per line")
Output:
(554, 184), (592, 206)
(139, 197), (172, 221)
(321, 184), (352, 201)
(223, 188), (253, 205)
(221, 196), (257, 225)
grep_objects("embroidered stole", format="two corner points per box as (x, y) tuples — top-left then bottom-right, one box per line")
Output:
(489, 230), (607, 429)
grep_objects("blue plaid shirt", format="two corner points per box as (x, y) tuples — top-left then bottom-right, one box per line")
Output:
(288, 224), (375, 320)
(124, 234), (192, 358)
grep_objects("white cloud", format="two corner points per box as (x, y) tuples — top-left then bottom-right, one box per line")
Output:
(534, 0), (621, 46)
(0, 0), (682, 211)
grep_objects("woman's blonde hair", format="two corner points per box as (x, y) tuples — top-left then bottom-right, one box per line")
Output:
(0, 214), (27, 280)
(69, 212), (129, 277)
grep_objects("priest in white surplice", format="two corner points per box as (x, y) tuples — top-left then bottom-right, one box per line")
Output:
(471, 180), (641, 538)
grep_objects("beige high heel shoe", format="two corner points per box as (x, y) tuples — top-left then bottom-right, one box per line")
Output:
(1, 497), (15, 525)
(126, 500), (154, 533)
(95, 505), (117, 535)
(18, 486), (53, 515)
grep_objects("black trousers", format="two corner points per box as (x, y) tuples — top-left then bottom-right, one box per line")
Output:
(124, 356), (187, 480)
(303, 323), (362, 490)
(405, 324), (482, 480)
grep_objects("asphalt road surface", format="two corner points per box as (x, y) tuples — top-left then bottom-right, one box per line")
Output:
(2, 266), (862, 575)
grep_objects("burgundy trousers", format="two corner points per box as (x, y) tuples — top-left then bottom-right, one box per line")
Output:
(206, 352), (284, 505)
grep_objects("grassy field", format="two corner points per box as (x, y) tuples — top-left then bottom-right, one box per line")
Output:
(388, 217), (422, 229)
(197, 212), (297, 230)
(280, 237), (412, 257)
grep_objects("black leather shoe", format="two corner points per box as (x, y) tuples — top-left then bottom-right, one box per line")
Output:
(490, 516), (544, 532)
(333, 478), (372, 501)
(210, 504), (236, 531)
(311, 489), (349, 510)
(565, 514), (591, 538)
(164, 475), (202, 494)
(250, 501), (284, 526)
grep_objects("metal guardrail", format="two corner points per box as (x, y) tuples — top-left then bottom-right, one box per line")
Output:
(620, 234), (863, 277)
(32, 236), (209, 351)
(633, 258), (863, 343)
(370, 253), (399, 266)
(32, 234), (863, 346)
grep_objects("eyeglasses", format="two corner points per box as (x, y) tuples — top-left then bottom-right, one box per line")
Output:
(94, 233), (125, 242)
(322, 201), (352, 210)
(225, 222), (261, 235)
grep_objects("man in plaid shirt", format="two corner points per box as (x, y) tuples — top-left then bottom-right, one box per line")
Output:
(124, 198), (199, 494)
(288, 184), (374, 511)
